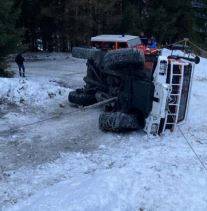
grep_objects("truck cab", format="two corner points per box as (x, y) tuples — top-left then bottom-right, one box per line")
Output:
(91, 34), (158, 55)
(91, 35), (142, 50)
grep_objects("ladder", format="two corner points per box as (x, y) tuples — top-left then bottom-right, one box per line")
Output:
(162, 63), (184, 133)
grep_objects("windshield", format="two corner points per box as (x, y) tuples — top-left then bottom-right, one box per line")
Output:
(127, 38), (141, 47)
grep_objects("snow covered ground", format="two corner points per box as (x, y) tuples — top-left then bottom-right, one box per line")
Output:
(0, 52), (207, 211)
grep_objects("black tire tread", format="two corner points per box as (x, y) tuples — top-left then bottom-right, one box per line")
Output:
(103, 48), (144, 71)
(68, 90), (97, 106)
(99, 112), (140, 132)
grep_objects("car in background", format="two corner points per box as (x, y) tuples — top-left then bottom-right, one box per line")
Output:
(91, 35), (142, 50)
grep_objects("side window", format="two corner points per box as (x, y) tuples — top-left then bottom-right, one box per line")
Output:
(118, 42), (128, 49)
(128, 38), (141, 47)
(102, 42), (116, 50)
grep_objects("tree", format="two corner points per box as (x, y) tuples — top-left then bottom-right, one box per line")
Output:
(15, 0), (199, 51)
(63, 0), (122, 48)
(0, 0), (21, 76)
(192, 0), (207, 48)
(18, 0), (40, 51)
(143, 0), (194, 44)
(121, 0), (146, 35)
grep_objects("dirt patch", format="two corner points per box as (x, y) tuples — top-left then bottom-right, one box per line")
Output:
(0, 99), (19, 116)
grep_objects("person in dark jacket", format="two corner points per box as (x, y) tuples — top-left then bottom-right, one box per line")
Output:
(140, 32), (148, 46)
(15, 53), (25, 77)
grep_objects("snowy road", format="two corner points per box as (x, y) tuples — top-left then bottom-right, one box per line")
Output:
(1, 53), (207, 211)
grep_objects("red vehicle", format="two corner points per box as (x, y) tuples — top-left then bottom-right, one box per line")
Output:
(91, 34), (158, 55)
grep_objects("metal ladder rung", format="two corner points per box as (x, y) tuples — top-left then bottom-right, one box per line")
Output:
(169, 104), (179, 106)
(170, 94), (180, 96)
(166, 123), (176, 125)
(167, 113), (177, 116)
(172, 74), (182, 76)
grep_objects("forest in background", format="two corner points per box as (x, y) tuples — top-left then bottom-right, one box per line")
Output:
(0, 0), (207, 69)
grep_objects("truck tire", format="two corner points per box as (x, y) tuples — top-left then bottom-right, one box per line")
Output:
(103, 48), (144, 72)
(68, 89), (97, 106)
(99, 112), (140, 132)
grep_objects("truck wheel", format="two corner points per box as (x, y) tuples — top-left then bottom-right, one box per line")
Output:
(99, 112), (140, 132)
(103, 49), (144, 71)
(68, 89), (97, 106)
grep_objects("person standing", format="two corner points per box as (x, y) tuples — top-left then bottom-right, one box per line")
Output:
(15, 53), (25, 77)
(148, 36), (157, 49)
(140, 32), (148, 46)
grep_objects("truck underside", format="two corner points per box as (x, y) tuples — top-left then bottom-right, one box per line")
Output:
(69, 46), (196, 135)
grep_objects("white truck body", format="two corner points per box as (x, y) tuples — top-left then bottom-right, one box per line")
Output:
(145, 55), (195, 135)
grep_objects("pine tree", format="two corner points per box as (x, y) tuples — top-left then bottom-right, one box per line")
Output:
(143, 0), (194, 44)
(19, 0), (40, 51)
(121, 0), (145, 35)
(192, 0), (207, 47)
(15, 0), (199, 51)
(0, 0), (21, 76)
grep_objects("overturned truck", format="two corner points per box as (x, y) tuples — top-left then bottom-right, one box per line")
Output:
(69, 35), (200, 135)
